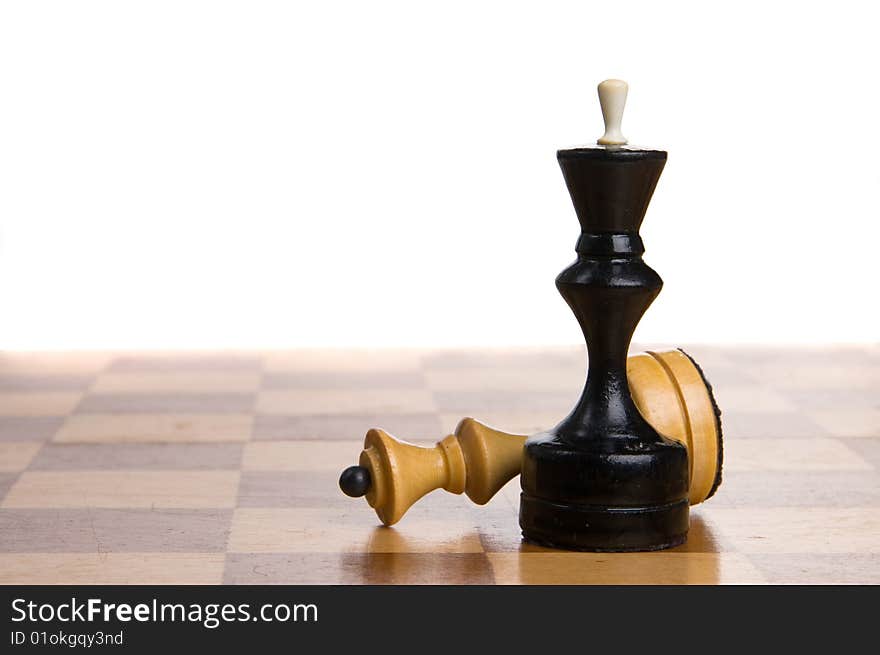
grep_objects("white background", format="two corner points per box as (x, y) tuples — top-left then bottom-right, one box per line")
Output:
(1, 1), (878, 350)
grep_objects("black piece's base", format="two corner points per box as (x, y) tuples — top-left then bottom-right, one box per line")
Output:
(519, 494), (689, 552)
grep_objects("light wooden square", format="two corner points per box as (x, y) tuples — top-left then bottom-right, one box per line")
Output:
(804, 408), (880, 438)
(0, 392), (83, 416)
(725, 438), (874, 472)
(2, 471), (241, 508)
(488, 552), (766, 585)
(425, 366), (583, 393)
(264, 349), (423, 373)
(242, 440), (362, 471)
(54, 414), (253, 443)
(257, 388), (436, 416)
(703, 507), (880, 553)
(750, 363), (880, 390)
(90, 372), (262, 394)
(709, 384), (797, 412)
(0, 352), (111, 376)
(0, 553), (224, 584)
(228, 508), (483, 553)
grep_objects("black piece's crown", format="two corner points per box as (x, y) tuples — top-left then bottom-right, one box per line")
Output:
(558, 148), (666, 235)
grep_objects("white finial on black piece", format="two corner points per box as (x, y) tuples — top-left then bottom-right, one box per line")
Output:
(597, 79), (628, 146)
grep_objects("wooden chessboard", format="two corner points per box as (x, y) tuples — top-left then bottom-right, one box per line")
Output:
(1, 345), (878, 584)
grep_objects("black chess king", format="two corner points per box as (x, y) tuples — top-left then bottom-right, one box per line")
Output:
(518, 80), (689, 551)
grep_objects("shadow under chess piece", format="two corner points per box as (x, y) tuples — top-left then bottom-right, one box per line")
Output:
(339, 349), (722, 527)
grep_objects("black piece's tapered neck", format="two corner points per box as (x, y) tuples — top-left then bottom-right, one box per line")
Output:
(557, 147), (667, 236)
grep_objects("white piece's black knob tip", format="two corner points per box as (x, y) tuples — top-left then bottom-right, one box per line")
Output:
(339, 465), (372, 497)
